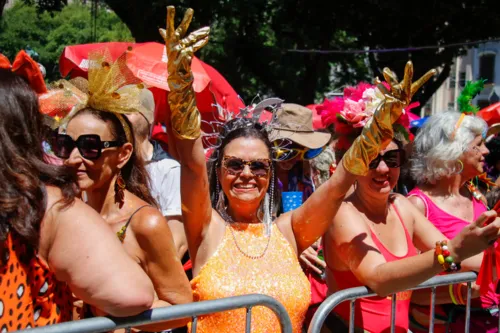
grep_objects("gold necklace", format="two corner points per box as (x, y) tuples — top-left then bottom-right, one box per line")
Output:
(219, 209), (271, 259)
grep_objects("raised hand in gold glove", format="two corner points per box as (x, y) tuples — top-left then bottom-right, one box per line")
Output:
(343, 61), (436, 176)
(159, 6), (210, 140)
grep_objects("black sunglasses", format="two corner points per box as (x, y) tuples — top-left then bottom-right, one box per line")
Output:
(369, 149), (406, 169)
(222, 156), (272, 177)
(54, 134), (121, 160)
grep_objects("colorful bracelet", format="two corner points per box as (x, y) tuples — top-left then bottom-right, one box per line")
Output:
(449, 284), (459, 305)
(456, 283), (466, 305)
(435, 240), (461, 273)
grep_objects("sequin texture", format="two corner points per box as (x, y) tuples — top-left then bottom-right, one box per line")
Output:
(190, 223), (311, 333)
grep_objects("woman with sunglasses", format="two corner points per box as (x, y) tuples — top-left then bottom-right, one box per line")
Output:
(161, 7), (440, 332)
(408, 111), (497, 333)
(50, 54), (192, 331)
(269, 103), (331, 212)
(321, 133), (500, 332)
(0, 68), (156, 330)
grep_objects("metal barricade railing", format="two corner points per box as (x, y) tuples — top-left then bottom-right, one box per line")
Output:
(308, 271), (483, 333)
(16, 294), (293, 333)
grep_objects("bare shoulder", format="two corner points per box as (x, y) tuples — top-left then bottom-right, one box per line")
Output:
(331, 201), (370, 237)
(130, 206), (169, 237)
(407, 194), (426, 213)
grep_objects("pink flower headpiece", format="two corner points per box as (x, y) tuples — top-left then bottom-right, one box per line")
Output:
(317, 82), (417, 150)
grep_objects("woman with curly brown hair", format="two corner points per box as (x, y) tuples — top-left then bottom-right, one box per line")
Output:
(0, 68), (155, 331)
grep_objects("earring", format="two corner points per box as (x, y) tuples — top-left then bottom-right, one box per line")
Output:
(456, 160), (464, 174)
(115, 170), (126, 207)
(215, 171), (226, 213)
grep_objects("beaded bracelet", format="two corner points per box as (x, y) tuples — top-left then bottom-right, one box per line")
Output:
(435, 240), (461, 273)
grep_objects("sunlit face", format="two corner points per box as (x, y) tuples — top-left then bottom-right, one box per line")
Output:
(356, 141), (401, 196)
(460, 135), (489, 179)
(218, 137), (271, 209)
(63, 113), (131, 191)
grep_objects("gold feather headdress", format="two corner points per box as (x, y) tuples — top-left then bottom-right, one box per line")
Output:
(39, 49), (154, 142)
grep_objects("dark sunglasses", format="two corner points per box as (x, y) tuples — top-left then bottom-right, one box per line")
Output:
(222, 156), (272, 177)
(369, 149), (406, 169)
(54, 134), (121, 160)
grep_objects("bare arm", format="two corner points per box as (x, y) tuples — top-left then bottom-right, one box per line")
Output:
(42, 189), (154, 317)
(171, 134), (212, 263)
(287, 162), (356, 254)
(329, 200), (499, 297)
(167, 217), (188, 259)
(133, 209), (192, 330)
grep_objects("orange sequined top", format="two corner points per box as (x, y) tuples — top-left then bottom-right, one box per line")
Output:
(0, 231), (73, 331)
(190, 222), (311, 333)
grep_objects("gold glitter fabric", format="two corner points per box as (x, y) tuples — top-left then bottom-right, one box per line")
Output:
(39, 49), (149, 136)
(190, 223), (311, 333)
(342, 61), (436, 176)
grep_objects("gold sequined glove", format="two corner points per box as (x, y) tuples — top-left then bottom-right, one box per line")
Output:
(343, 61), (436, 175)
(159, 6), (210, 140)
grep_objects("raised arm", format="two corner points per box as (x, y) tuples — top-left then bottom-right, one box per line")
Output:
(41, 187), (154, 317)
(159, 6), (212, 258)
(329, 198), (499, 297)
(286, 62), (437, 254)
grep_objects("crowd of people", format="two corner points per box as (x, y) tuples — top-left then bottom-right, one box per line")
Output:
(2, 5), (500, 333)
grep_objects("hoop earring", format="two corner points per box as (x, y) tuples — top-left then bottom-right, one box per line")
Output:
(114, 170), (126, 208)
(456, 160), (464, 174)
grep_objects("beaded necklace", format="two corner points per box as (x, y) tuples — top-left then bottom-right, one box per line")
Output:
(218, 208), (271, 260)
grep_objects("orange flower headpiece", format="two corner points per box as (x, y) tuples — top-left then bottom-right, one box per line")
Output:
(40, 49), (153, 142)
(0, 50), (47, 94)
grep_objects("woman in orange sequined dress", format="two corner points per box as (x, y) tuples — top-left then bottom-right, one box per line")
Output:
(0, 61), (155, 331)
(159, 7), (418, 332)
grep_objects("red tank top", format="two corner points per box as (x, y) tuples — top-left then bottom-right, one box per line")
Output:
(329, 204), (418, 333)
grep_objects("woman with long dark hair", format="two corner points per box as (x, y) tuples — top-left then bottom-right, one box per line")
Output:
(0, 68), (155, 330)
(49, 52), (192, 331)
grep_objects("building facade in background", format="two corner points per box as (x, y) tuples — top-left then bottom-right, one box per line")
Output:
(424, 42), (500, 117)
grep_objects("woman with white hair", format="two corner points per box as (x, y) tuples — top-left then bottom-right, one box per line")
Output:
(408, 111), (498, 333)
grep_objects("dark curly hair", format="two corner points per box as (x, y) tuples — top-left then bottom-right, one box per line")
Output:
(0, 69), (78, 248)
(74, 108), (157, 208)
(207, 119), (280, 216)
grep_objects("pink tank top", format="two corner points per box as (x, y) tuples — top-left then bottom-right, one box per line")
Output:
(329, 204), (418, 333)
(408, 187), (499, 309)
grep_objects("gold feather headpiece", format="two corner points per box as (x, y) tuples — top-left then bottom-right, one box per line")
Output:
(39, 49), (154, 142)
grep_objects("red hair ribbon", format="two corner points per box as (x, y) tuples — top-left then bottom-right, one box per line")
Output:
(0, 50), (47, 94)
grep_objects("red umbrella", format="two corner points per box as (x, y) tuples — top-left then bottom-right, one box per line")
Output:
(58, 42), (244, 123)
(478, 102), (500, 127)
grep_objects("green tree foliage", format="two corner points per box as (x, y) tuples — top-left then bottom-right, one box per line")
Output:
(0, 1), (133, 80)
(4, 0), (500, 108)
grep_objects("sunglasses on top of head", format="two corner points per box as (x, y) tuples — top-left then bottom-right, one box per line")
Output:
(369, 149), (406, 170)
(274, 141), (325, 161)
(53, 134), (122, 160)
(222, 156), (272, 177)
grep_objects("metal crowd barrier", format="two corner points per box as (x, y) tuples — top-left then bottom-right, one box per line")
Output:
(16, 294), (293, 333)
(308, 271), (482, 333)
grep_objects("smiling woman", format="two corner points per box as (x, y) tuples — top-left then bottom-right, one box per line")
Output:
(43, 51), (193, 332)
(162, 6), (443, 333)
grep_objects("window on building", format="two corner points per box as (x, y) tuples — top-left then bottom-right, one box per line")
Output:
(449, 64), (456, 88)
(459, 72), (466, 87)
(479, 53), (495, 83)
